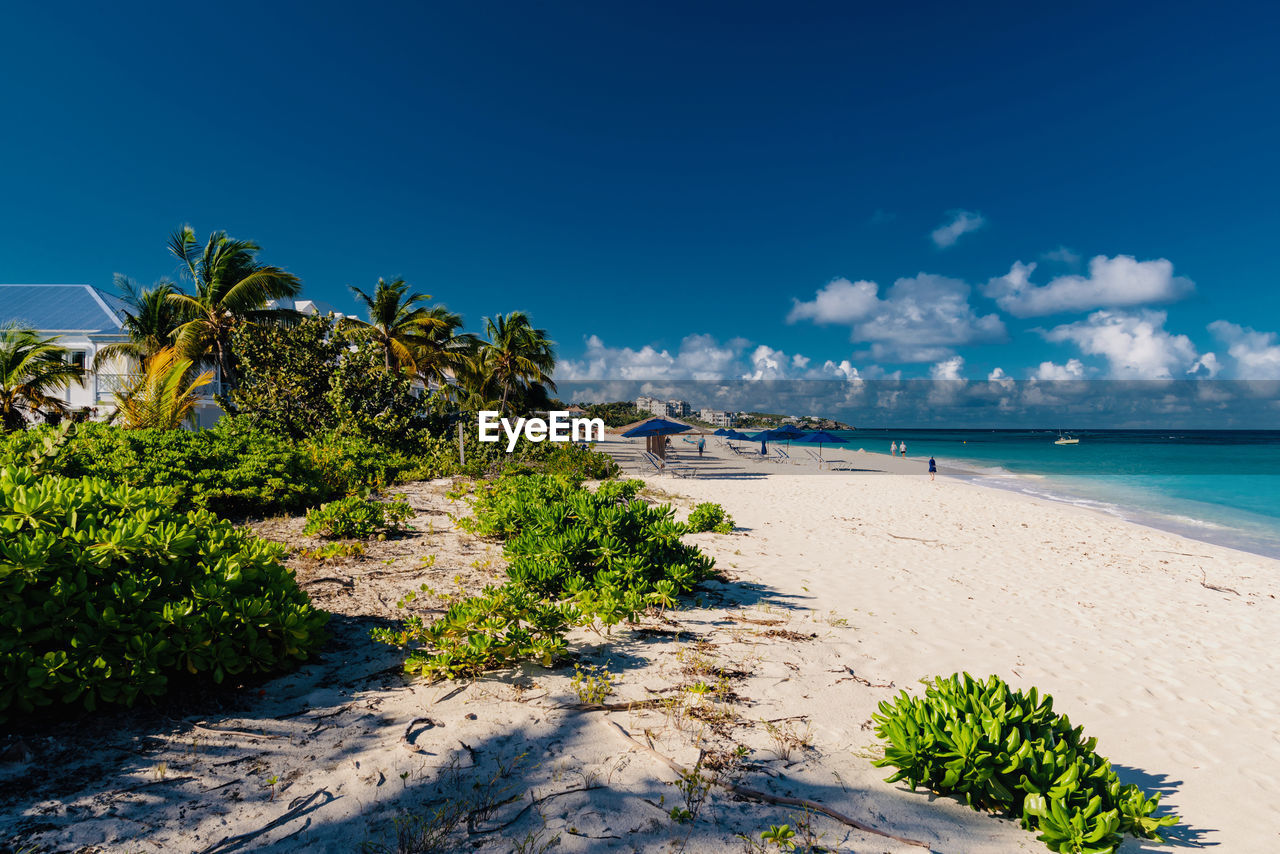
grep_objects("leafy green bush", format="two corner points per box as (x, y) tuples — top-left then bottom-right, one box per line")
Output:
(511, 440), (621, 480)
(302, 432), (413, 493)
(686, 502), (734, 533)
(374, 474), (710, 679)
(304, 495), (413, 539)
(0, 466), (327, 719)
(1, 421), (418, 517)
(57, 419), (328, 516)
(873, 673), (1177, 854)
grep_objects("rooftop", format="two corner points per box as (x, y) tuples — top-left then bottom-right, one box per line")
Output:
(0, 284), (126, 334)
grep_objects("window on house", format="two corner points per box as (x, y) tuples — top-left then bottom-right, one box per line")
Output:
(70, 351), (87, 371)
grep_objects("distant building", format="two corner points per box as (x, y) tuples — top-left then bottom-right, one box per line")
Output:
(699, 408), (736, 427)
(635, 395), (668, 417)
(635, 396), (691, 418)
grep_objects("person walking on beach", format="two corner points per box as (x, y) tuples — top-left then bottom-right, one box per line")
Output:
(697, 436), (705, 458)
(929, 456), (937, 481)
(890, 441), (898, 456)
(900, 441), (907, 457)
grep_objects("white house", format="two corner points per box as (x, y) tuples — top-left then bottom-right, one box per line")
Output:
(0, 283), (234, 427)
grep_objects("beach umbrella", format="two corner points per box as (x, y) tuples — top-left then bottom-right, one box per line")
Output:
(797, 430), (848, 463)
(621, 417), (692, 438)
(713, 428), (728, 436)
(757, 424), (807, 441)
(755, 423), (807, 454)
(621, 417), (693, 460)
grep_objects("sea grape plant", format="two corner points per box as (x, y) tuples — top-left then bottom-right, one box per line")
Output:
(873, 673), (1178, 854)
(686, 502), (735, 534)
(303, 495), (413, 539)
(374, 474), (713, 679)
(0, 466), (328, 719)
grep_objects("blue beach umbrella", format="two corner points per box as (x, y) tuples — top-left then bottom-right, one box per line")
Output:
(755, 423), (807, 454)
(797, 430), (848, 463)
(621, 417), (693, 438)
(757, 424), (807, 442)
(622, 417), (693, 460)
(713, 428), (728, 436)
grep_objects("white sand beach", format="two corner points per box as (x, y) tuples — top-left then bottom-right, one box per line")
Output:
(3, 436), (1277, 852)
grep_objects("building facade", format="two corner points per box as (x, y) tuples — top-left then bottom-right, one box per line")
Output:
(699, 408), (736, 427)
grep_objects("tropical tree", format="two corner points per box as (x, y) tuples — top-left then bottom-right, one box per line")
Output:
(471, 312), (556, 414)
(413, 305), (479, 387)
(111, 347), (213, 430)
(341, 278), (466, 375)
(0, 324), (83, 431)
(167, 226), (302, 386)
(92, 274), (190, 370)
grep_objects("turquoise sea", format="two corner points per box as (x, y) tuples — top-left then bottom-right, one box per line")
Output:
(806, 429), (1280, 559)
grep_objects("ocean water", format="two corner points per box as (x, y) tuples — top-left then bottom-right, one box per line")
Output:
(809, 429), (1280, 559)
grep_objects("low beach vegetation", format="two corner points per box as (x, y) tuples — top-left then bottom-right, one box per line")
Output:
(303, 495), (414, 540)
(687, 501), (735, 533)
(873, 672), (1178, 854)
(0, 466), (327, 720)
(373, 472), (715, 679)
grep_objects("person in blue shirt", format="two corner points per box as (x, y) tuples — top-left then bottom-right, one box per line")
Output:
(928, 456), (937, 481)
(697, 437), (705, 457)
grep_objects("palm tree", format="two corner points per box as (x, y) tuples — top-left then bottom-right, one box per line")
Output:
(167, 226), (302, 386)
(413, 305), (479, 388)
(111, 347), (213, 430)
(92, 274), (190, 370)
(472, 312), (556, 414)
(0, 324), (84, 431)
(341, 278), (462, 374)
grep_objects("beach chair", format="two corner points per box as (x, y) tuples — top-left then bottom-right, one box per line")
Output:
(643, 450), (693, 478)
(772, 447), (792, 463)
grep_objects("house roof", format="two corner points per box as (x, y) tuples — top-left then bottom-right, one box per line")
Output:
(1, 284), (126, 335)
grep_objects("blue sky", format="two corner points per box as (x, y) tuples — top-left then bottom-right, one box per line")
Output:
(2, 0), (1279, 390)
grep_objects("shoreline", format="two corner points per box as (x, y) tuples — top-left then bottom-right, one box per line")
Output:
(681, 432), (1280, 562)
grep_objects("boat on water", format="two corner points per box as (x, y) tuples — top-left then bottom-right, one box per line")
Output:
(1054, 432), (1080, 445)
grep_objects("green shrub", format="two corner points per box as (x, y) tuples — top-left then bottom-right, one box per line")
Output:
(5, 421), (416, 518)
(510, 440), (621, 480)
(686, 502), (734, 533)
(374, 474), (711, 679)
(302, 432), (413, 493)
(873, 673), (1177, 854)
(54, 420), (330, 516)
(304, 495), (413, 539)
(0, 466), (327, 719)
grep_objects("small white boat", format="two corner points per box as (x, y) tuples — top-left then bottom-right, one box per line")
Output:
(1054, 433), (1079, 445)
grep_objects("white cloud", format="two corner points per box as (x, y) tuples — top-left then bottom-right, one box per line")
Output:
(788, 273), (1005, 363)
(986, 367), (1015, 393)
(984, 255), (1194, 317)
(1208, 321), (1280, 378)
(929, 356), (965, 381)
(786, 278), (878, 325)
(931, 210), (985, 248)
(1187, 352), (1221, 378)
(853, 274), (1006, 362)
(557, 333), (743, 381)
(1033, 358), (1086, 380)
(1043, 310), (1198, 379)
(1042, 246), (1081, 265)
(557, 333), (878, 385)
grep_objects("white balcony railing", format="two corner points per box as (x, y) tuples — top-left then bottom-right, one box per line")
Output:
(94, 372), (227, 404)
